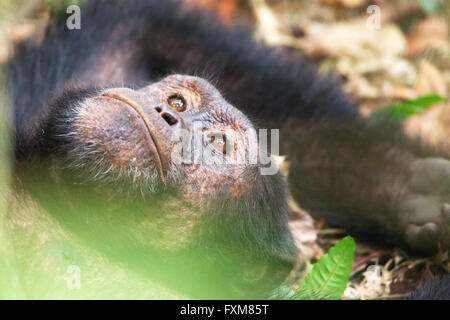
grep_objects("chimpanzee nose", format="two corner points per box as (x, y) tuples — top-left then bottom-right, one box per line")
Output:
(154, 106), (181, 127)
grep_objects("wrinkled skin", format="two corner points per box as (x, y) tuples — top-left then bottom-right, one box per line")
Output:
(71, 75), (259, 201)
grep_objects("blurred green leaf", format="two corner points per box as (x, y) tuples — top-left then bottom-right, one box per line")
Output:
(419, 0), (444, 14)
(270, 286), (296, 299)
(373, 95), (446, 121)
(296, 236), (355, 300)
(45, 0), (83, 16)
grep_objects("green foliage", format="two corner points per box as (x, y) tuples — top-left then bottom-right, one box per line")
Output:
(45, 0), (83, 16)
(419, 0), (444, 14)
(296, 236), (355, 300)
(0, 65), (24, 298)
(372, 95), (445, 121)
(270, 286), (296, 299)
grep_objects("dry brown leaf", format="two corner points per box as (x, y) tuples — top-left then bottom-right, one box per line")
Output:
(299, 20), (406, 58)
(407, 16), (449, 57)
(288, 203), (322, 263)
(402, 60), (449, 150)
(404, 103), (450, 151)
(189, 0), (239, 23)
(392, 85), (417, 101)
(0, 23), (37, 63)
(320, 0), (366, 8)
(345, 75), (380, 99)
(276, 155), (322, 262)
(415, 60), (448, 97)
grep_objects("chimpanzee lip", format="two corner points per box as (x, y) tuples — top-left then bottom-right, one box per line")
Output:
(102, 91), (167, 182)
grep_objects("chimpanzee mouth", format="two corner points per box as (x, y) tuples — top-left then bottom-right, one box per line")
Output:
(102, 90), (167, 182)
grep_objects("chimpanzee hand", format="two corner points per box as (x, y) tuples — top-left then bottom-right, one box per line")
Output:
(399, 158), (450, 254)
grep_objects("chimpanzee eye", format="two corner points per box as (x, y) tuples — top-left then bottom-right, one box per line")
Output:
(167, 95), (186, 112)
(209, 133), (228, 155)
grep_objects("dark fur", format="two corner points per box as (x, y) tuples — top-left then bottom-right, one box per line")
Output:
(7, 0), (449, 299)
(409, 274), (450, 300)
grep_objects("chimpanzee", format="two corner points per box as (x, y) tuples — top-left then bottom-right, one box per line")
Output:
(6, 0), (450, 299)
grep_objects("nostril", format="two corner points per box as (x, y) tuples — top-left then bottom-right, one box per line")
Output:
(155, 106), (162, 113)
(161, 112), (178, 126)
